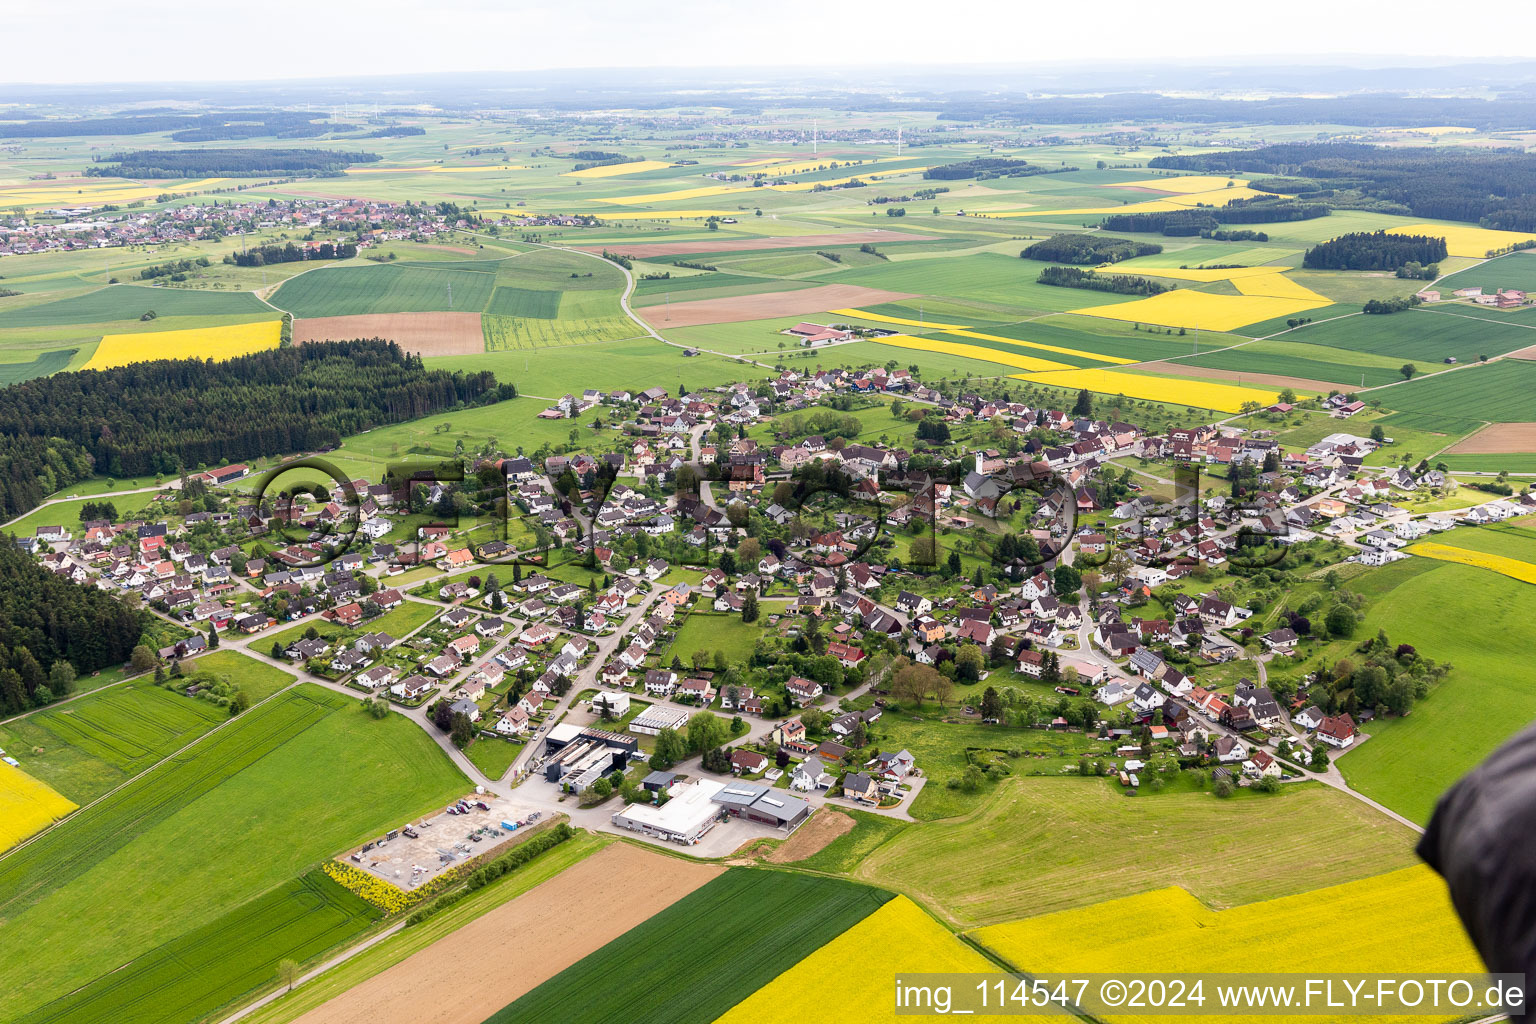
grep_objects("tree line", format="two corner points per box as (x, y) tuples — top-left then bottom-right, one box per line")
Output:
(85, 148), (381, 178)
(225, 241), (357, 267)
(923, 158), (1073, 181)
(1302, 230), (1448, 270)
(0, 341), (512, 519)
(1037, 266), (1171, 295)
(0, 543), (143, 714)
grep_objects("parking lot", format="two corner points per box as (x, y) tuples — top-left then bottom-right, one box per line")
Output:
(339, 792), (545, 890)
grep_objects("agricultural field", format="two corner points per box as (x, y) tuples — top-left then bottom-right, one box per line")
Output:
(851, 777), (1420, 928)
(0, 761), (77, 853)
(84, 319), (282, 369)
(1015, 366), (1276, 412)
(1408, 539), (1536, 584)
(484, 869), (892, 1024)
(1434, 251), (1536, 293)
(0, 685), (467, 1019)
(270, 262), (498, 318)
(15, 869), (382, 1024)
(0, 284), (272, 327)
(971, 865), (1481, 1024)
(1379, 358), (1536, 424)
(1280, 306), (1536, 364)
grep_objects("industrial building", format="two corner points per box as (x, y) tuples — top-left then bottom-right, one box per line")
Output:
(629, 704), (690, 736)
(542, 723), (638, 793)
(711, 781), (811, 829)
(610, 778), (726, 845)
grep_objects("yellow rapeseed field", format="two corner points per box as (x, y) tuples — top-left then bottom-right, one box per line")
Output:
(828, 308), (971, 331)
(598, 185), (755, 205)
(1232, 272), (1330, 301)
(752, 156), (911, 176)
(85, 320), (282, 371)
(971, 865), (1482, 1024)
(943, 328), (1136, 365)
(714, 895), (1056, 1024)
(1389, 223), (1536, 259)
(1069, 288), (1331, 332)
(867, 334), (1074, 373)
(1408, 542), (1536, 584)
(560, 160), (673, 178)
(1109, 174), (1252, 193)
(0, 761), (77, 853)
(1013, 367), (1278, 412)
(321, 860), (412, 914)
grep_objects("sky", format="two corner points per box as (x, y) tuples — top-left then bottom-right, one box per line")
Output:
(5, 0), (1534, 85)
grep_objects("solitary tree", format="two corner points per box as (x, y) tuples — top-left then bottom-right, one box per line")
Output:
(1400, 363), (1417, 381)
(277, 959), (300, 993)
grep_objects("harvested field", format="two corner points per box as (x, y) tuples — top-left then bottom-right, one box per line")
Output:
(293, 313), (485, 356)
(1139, 359), (1334, 393)
(638, 284), (915, 328)
(1445, 422), (1536, 453)
(764, 808), (855, 863)
(291, 843), (721, 1024)
(1508, 343), (1536, 361)
(577, 231), (928, 258)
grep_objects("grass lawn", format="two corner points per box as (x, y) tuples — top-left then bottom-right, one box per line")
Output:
(1335, 556), (1536, 824)
(789, 808), (909, 874)
(0, 685), (468, 1019)
(464, 735), (522, 779)
(854, 776), (1421, 929)
(191, 649), (296, 702)
(659, 611), (762, 668)
(234, 831), (611, 1024)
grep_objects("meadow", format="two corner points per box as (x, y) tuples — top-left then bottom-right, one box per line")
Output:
(660, 610), (764, 667)
(853, 777), (1420, 928)
(0, 285), (271, 328)
(484, 869), (892, 1024)
(15, 869), (382, 1024)
(1333, 557), (1536, 823)
(0, 685), (467, 1018)
(971, 865), (1481, 1024)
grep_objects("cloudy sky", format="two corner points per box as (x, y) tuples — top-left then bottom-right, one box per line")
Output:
(5, 0), (1532, 84)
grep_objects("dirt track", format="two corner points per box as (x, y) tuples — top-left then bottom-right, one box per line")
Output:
(637, 284), (916, 328)
(293, 843), (722, 1024)
(575, 231), (927, 258)
(1139, 359), (1337, 394)
(1445, 422), (1536, 453)
(293, 312), (485, 356)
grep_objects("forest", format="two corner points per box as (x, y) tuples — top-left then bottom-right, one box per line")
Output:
(0, 341), (512, 520)
(1150, 143), (1536, 232)
(0, 543), (145, 712)
(1037, 266), (1171, 295)
(923, 158), (1069, 181)
(1302, 230), (1448, 270)
(1020, 233), (1161, 264)
(85, 148), (381, 178)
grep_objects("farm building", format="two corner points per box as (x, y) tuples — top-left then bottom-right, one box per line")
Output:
(610, 778), (726, 845)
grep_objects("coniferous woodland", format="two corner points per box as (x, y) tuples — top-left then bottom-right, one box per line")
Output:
(0, 543), (144, 712)
(226, 241), (358, 267)
(1302, 230), (1448, 270)
(1150, 143), (1536, 232)
(86, 148), (380, 178)
(1021, 233), (1162, 264)
(1037, 266), (1172, 295)
(923, 158), (1071, 180)
(0, 341), (512, 519)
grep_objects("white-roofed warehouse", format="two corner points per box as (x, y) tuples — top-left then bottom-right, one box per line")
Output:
(609, 778), (724, 845)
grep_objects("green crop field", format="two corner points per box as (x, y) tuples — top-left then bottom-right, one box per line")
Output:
(854, 777), (1421, 928)
(1280, 306), (1536, 364)
(0, 678), (226, 803)
(16, 869), (381, 1024)
(0, 685), (466, 1018)
(270, 262), (497, 317)
(484, 286), (561, 318)
(481, 313), (640, 349)
(484, 869), (893, 1024)
(1381, 358), (1536, 423)
(1174, 346), (1404, 387)
(1435, 252), (1536, 294)
(1336, 557), (1536, 824)
(0, 348), (79, 384)
(1437, 453), (1536, 473)
(0, 285), (271, 328)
